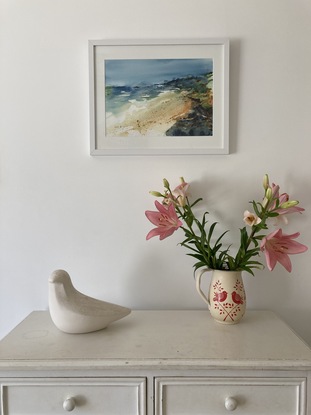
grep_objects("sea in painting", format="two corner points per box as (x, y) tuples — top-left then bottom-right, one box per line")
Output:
(105, 59), (213, 137)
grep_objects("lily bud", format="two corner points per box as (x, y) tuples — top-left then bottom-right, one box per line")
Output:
(149, 191), (164, 198)
(265, 187), (272, 201)
(163, 178), (170, 189)
(263, 174), (269, 190)
(279, 200), (299, 209)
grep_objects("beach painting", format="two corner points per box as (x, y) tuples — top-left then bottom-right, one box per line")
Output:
(89, 39), (229, 155)
(105, 59), (213, 137)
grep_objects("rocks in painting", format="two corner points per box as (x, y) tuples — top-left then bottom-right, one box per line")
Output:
(164, 74), (213, 136)
(166, 103), (213, 136)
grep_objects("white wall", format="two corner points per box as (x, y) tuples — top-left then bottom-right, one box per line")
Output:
(1, 0), (311, 344)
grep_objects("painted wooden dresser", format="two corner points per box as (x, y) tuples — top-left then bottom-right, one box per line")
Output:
(0, 310), (311, 414)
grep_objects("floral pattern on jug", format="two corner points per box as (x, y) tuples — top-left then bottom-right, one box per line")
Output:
(195, 269), (246, 324)
(211, 278), (246, 323)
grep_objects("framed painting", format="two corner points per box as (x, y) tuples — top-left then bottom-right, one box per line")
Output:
(89, 38), (229, 155)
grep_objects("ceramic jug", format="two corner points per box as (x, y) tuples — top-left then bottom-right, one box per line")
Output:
(195, 269), (246, 324)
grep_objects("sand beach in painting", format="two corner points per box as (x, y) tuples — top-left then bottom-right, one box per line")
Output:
(105, 59), (213, 137)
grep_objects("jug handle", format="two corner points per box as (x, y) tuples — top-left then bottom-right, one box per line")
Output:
(195, 268), (212, 309)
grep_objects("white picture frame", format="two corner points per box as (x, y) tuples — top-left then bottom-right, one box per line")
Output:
(89, 38), (229, 155)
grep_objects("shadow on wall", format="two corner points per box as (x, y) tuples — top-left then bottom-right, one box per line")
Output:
(125, 246), (203, 310)
(227, 37), (242, 155)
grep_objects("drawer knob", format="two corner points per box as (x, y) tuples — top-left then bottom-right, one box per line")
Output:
(225, 397), (238, 411)
(63, 397), (76, 411)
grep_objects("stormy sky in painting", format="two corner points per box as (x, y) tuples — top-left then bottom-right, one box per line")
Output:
(105, 59), (213, 86)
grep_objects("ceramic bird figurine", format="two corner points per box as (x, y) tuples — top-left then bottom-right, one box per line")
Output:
(48, 269), (131, 334)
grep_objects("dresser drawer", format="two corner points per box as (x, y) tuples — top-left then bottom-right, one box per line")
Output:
(155, 377), (306, 415)
(1, 378), (146, 415)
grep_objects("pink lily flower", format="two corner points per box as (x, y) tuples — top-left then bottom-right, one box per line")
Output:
(260, 229), (308, 272)
(269, 183), (305, 215)
(172, 179), (190, 207)
(263, 183), (280, 208)
(164, 178), (190, 207)
(145, 200), (182, 240)
(265, 183), (305, 225)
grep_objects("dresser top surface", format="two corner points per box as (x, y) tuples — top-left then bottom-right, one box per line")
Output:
(0, 310), (311, 370)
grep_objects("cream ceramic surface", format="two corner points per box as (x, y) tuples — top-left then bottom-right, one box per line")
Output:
(48, 269), (131, 333)
(195, 269), (246, 324)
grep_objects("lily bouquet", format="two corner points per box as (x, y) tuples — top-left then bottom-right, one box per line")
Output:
(145, 175), (308, 275)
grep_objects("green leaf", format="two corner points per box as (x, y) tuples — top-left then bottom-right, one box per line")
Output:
(267, 212), (279, 217)
(190, 198), (203, 208)
(214, 230), (229, 247)
(242, 266), (255, 276)
(207, 222), (218, 244)
(252, 201), (261, 217)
